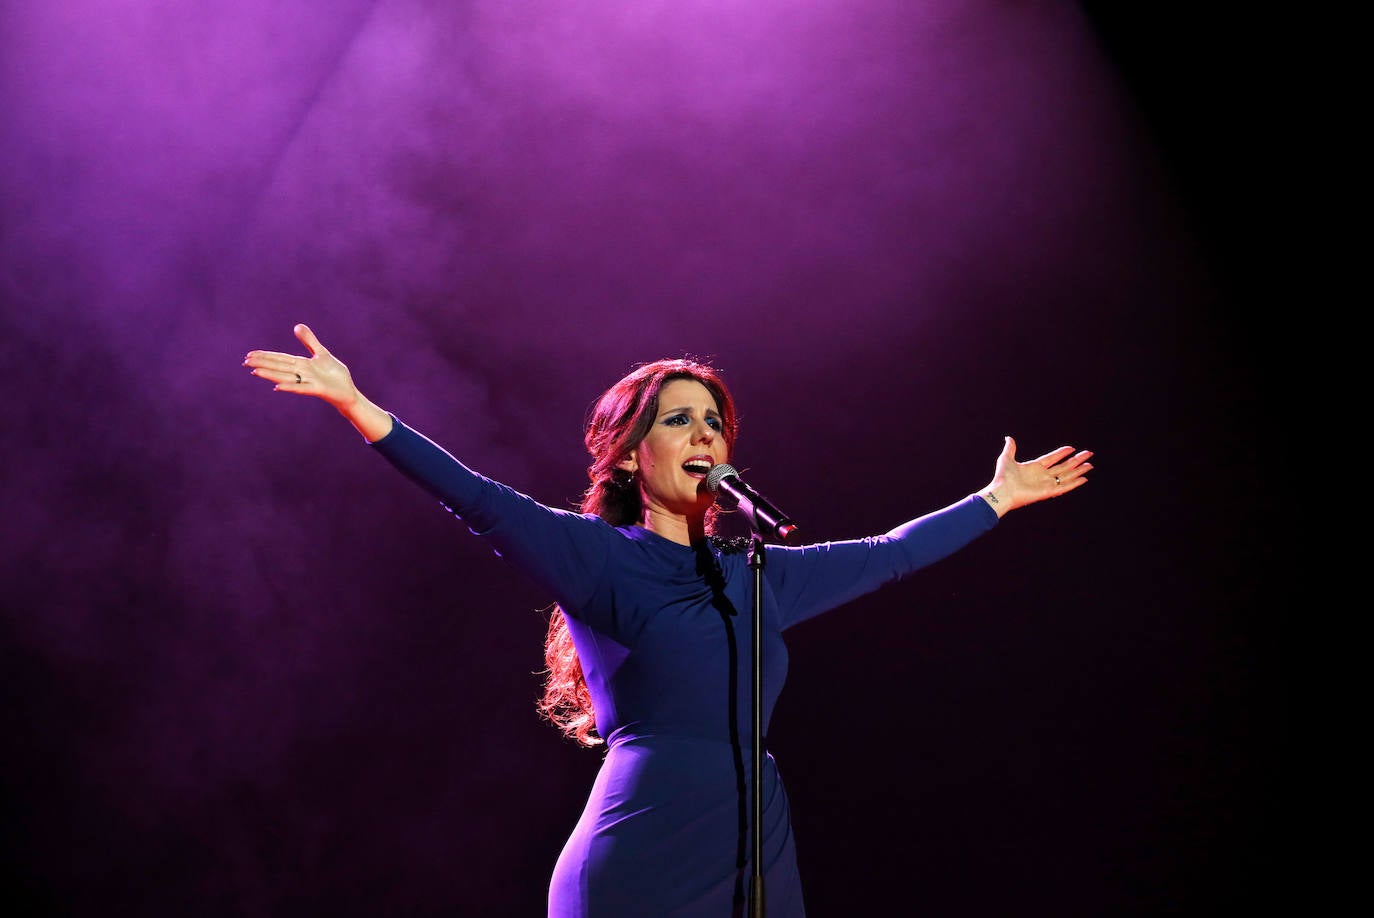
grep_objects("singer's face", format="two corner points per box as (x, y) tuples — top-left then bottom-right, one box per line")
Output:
(620, 378), (727, 520)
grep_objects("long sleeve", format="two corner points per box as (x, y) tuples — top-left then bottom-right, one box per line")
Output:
(766, 494), (998, 629)
(369, 416), (613, 612)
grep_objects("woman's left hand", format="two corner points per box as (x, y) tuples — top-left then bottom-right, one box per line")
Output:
(980, 436), (1092, 517)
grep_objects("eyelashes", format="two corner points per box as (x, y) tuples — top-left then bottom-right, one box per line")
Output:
(663, 414), (722, 430)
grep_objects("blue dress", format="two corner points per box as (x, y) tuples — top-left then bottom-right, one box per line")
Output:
(373, 417), (998, 916)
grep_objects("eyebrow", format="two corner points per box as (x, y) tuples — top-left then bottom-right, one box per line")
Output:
(659, 405), (722, 419)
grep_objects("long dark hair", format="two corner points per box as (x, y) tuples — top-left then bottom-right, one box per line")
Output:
(537, 358), (739, 746)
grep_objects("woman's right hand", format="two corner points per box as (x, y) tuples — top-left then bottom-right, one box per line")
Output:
(244, 324), (394, 441)
(243, 323), (359, 408)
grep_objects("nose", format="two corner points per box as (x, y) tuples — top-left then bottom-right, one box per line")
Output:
(692, 419), (716, 445)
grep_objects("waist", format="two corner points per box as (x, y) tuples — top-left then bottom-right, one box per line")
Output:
(606, 726), (772, 754)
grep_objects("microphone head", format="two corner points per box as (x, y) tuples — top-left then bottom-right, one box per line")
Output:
(705, 463), (738, 494)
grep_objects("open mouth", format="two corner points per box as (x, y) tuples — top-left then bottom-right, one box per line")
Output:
(682, 458), (714, 478)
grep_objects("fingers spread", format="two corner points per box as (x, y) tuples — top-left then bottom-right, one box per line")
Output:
(295, 323), (328, 357)
(1053, 450), (1094, 473)
(1037, 445), (1077, 466)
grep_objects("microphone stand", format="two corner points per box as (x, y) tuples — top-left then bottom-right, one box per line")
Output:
(747, 530), (766, 918)
(707, 464), (794, 918)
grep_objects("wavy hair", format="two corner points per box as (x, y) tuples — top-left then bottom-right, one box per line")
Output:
(537, 358), (738, 746)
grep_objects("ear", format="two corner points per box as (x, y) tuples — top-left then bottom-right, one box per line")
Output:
(615, 451), (639, 474)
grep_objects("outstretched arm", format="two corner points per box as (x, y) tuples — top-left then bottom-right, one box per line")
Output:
(246, 325), (613, 613)
(978, 436), (1093, 518)
(243, 324), (394, 442)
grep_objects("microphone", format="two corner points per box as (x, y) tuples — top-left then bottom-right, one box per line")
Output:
(705, 464), (799, 541)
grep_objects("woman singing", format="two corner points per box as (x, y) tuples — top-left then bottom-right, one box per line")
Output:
(244, 324), (1092, 916)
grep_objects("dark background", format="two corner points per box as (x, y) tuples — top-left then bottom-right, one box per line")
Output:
(2, 2), (1289, 914)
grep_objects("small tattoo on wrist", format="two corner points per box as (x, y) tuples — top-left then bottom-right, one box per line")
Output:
(985, 491), (1000, 505)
